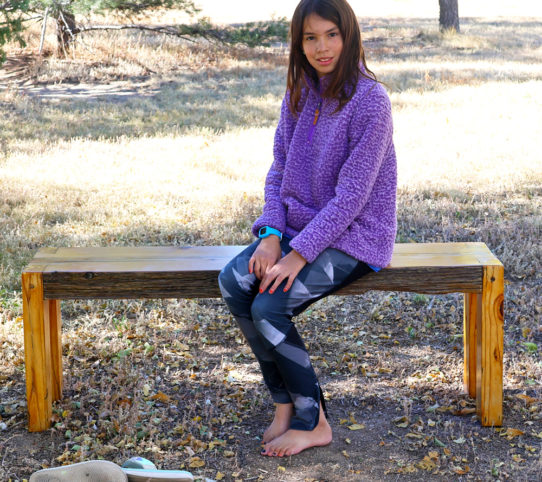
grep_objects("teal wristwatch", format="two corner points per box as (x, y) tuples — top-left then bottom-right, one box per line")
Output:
(258, 226), (282, 240)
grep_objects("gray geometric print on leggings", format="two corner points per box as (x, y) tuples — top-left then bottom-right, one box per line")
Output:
(291, 388), (320, 425)
(232, 267), (256, 294)
(235, 316), (275, 362)
(218, 239), (371, 430)
(275, 341), (311, 368)
(218, 275), (233, 299)
(254, 318), (286, 347)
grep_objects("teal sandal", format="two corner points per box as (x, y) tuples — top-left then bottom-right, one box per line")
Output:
(121, 457), (194, 482)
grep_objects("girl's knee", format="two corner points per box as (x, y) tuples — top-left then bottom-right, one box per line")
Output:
(250, 297), (288, 346)
(250, 295), (268, 322)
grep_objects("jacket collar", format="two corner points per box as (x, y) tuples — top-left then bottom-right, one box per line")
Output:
(304, 72), (332, 96)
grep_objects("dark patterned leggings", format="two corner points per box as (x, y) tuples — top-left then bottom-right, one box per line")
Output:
(218, 237), (371, 431)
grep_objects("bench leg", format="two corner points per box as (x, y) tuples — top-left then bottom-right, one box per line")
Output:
(47, 299), (63, 401)
(22, 272), (53, 432)
(463, 292), (480, 398)
(476, 265), (504, 426)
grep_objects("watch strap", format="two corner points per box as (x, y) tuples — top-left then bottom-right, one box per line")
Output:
(258, 226), (282, 240)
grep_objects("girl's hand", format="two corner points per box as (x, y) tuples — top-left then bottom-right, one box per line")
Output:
(259, 249), (307, 294)
(249, 236), (282, 280)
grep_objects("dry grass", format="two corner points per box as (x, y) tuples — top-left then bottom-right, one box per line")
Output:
(0, 12), (541, 482)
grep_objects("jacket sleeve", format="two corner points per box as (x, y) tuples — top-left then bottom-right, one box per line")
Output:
(251, 95), (292, 237)
(289, 84), (393, 262)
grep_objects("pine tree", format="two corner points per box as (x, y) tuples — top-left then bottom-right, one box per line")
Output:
(1, 1), (288, 64)
(1, 1), (30, 63)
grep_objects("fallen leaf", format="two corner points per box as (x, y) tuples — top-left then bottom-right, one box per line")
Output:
(208, 439), (226, 450)
(516, 394), (537, 405)
(342, 450), (349, 458)
(223, 450), (235, 457)
(417, 455), (437, 471)
(522, 342), (538, 353)
(399, 464), (418, 473)
(455, 408), (476, 416)
(348, 424), (365, 430)
(406, 432), (423, 439)
(434, 437), (446, 447)
(188, 457), (205, 468)
(502, 428), (524, 440)
(184, 447), (195, 457)
(393, 416), (409, 428)
(453, 437), (466, 444)
(151, 391), (173, 403)
(452, 465), (470, 475)
(215, 472), (225, 480)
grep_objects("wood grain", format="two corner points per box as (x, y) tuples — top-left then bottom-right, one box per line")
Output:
(476, 264), (504, 427)
(463, 293), (480, 398)
(25, 243), (501, 273)
(20, 243), (495, 299)
(47, 300), (63, 401)
(22, 272), (52, 432)
(40, 265), (484, 300)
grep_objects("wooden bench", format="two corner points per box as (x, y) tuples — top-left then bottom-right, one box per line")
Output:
(22, 242), (504, 432)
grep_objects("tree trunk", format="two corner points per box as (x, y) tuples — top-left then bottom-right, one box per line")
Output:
(439, 0), (460, 33)
(56, 9), (78, 56)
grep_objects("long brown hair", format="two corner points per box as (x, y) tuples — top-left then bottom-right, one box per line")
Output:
(287, 0), (377, 113)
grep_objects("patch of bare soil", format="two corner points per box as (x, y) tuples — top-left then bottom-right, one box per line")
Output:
(0, 53), (161, 103)
(19, 80), (161, 103)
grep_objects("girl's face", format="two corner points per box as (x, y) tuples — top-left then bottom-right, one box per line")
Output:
(302, 13), (344, 78)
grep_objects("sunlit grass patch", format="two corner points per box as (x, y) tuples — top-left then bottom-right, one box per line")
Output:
(0, 67), (286, 150)
(392, 81), (542, 192)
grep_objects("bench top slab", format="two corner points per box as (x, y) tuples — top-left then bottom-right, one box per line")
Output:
(21, 243), (501, 299)
(24, 242), (501, 274)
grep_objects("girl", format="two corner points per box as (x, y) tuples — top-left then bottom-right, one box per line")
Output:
(218, 0), (396, 457)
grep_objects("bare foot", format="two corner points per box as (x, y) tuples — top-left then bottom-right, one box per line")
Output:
(261, 406), (332, 457)
(262, 403), (293, 444)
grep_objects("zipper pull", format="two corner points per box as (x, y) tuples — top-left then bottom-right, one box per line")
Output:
(307, 99), (323, 144)
(313, 99), (322, 125)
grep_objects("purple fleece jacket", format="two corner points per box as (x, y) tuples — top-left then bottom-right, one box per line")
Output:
(252, 74), (397, 268)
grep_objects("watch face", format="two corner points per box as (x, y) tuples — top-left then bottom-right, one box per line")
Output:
(260, 227), (267, 236)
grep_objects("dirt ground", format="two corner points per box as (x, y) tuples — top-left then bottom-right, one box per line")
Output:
(1, 284), (541, 481)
